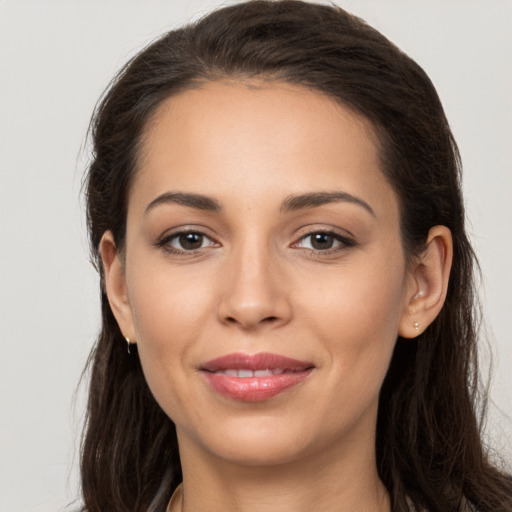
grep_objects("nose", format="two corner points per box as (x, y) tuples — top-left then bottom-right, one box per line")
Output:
(216, 241), (292, 331)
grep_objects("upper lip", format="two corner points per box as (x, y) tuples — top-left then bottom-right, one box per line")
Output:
(201, 352), (314, 372)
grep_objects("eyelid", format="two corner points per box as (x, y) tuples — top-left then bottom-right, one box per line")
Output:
(155, 227), (220, 256)
(291, 227), (356, 253)
(154, 225), (356, 257)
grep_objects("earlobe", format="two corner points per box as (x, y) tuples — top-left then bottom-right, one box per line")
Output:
(398, 226), (453, 339)
(99, 231), (136, 341)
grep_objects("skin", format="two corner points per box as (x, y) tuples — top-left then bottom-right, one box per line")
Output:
(101, 81), (452, 511)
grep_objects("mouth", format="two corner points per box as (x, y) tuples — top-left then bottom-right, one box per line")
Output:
(200, 352), (314, 402)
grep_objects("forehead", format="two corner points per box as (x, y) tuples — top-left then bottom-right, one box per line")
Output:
(140, 79), (378, 167)
(132, 80), (397, 221)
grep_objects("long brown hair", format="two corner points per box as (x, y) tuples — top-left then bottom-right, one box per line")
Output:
(81, 1), (512, 510)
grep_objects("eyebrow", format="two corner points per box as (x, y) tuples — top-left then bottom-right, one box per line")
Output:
(144, 190), (375, 217)
(280, 191), (375, 217)
(145, 191), (222, 214)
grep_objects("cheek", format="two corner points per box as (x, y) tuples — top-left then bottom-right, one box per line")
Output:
(309, 252), (404, 320)
(128, 255), (213, 337)
(302, 249), (406, 383)
(125, 260), (215, 392)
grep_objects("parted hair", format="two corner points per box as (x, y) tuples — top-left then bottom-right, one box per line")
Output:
(81, 1), (512, 511)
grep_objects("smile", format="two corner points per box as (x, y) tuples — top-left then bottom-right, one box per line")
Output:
(201, 352), (314, 402)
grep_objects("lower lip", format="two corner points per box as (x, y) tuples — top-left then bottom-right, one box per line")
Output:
(202, 370), (313, 402)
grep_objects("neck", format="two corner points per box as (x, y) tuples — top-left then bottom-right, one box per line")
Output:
(176, 429), (390, 512)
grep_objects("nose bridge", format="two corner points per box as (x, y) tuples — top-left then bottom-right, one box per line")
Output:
(217, 231), (290, 330)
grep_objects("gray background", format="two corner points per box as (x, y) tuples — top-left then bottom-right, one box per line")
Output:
(1, 1), (511, 510)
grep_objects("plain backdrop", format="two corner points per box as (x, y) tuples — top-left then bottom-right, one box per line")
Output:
(1, 1), (511, 510)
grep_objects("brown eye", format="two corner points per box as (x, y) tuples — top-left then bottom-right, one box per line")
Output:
(177, 232), (204, 250)
(294, 230), (355, 253)
(310, 233), (335, 250)
(158, 230), (218, 254)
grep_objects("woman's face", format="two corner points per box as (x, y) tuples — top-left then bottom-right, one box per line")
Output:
(110, 81), (417, 466)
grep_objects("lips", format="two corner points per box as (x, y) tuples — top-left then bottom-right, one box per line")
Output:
(201, 352), (314, 402)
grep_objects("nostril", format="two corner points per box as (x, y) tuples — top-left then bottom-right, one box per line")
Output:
(224, 315), (279, 326)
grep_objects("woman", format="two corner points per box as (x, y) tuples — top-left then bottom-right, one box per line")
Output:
(81, 1), (512, 510)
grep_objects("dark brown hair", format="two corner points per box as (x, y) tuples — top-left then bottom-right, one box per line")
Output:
(81, 1), (512, 510)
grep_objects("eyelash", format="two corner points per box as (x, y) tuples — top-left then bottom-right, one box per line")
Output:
(155, 229), (356, 257)
(155, 230), (217, 256)
(292, 230), (356, 256)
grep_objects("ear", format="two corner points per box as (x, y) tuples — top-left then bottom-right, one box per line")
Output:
(100, 231), (136, 342)
(398, 226), (453, 339)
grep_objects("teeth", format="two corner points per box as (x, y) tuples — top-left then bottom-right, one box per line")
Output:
(214, 368), (284, 377)
(254, 369), (272, 377)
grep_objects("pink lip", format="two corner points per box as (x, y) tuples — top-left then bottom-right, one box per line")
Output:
(201, 352), (314, 402)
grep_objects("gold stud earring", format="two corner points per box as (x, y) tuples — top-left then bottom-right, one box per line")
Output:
(413, 322), (420, 331)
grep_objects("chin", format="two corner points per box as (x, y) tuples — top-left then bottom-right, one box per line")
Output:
(187, 412), (332, 468)
(211, 435), (311, 467)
